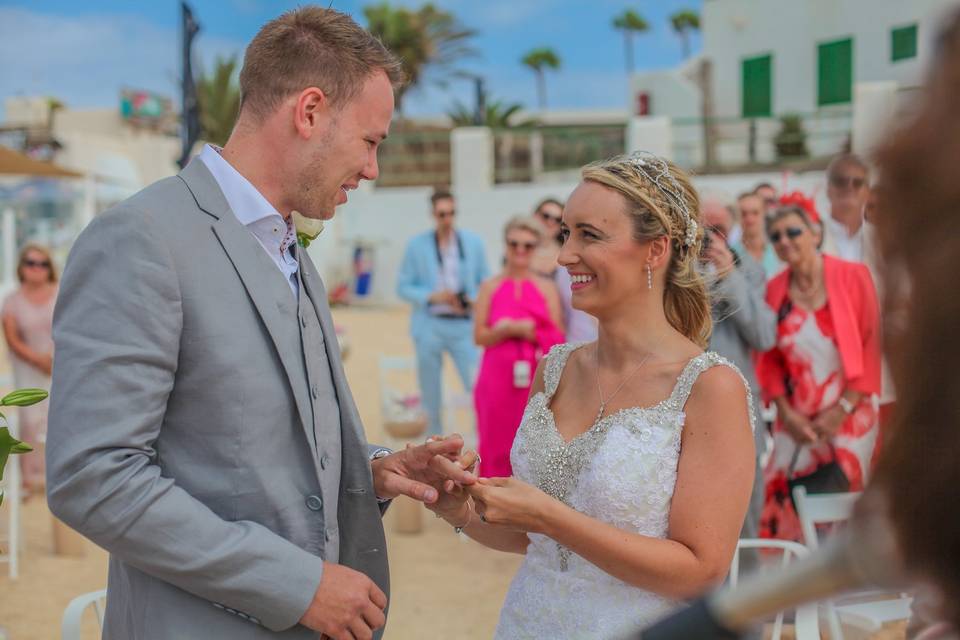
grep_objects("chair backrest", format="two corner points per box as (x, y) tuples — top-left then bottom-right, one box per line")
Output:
(791, 487), (862, 549)
(61, 589), (107, 640)
(730, 538), (819, 640)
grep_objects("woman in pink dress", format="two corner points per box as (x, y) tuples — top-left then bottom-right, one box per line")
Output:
(757, 205), (881, 541)
(474, 217), (565, 477)
(2, 244), (58, 494)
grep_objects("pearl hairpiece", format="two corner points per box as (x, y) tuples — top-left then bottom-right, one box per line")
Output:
(625, 151), (698, 248)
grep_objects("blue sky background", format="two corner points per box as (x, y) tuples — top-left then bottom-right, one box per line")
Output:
(0, 0), (702, 118)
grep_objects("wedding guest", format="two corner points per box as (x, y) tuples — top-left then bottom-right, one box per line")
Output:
(732, 191), (782, 279)
(2, 244), (57, 494)
(873, 9), (960, 630)
(702, 215), (777, 542)
(757, 204), (882, 541)
(530, 197), (564, 277)
(821, 153), (872, 261)
(754, 182), (779, 214)
(473, 217), (564, 477)
(397, 189), (490, 435)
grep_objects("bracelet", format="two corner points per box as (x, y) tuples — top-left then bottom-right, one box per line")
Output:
(837, 396), (856, 415)
(435, 501), (472, 533)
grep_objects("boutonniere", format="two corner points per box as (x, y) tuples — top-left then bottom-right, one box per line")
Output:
(292, 211), (324, 248)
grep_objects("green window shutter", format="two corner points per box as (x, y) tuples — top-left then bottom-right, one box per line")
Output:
(742, 54), (772, 117)
(891, 24), (918, 62)
(818, 38), (853, 106)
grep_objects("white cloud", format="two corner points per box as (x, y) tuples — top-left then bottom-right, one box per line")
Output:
(0, 7), (243, 114)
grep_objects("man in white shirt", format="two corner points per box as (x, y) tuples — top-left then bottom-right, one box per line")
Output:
(821, 153), (872, 261)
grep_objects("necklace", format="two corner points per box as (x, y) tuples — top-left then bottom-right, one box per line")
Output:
(595, 345), (653, 424)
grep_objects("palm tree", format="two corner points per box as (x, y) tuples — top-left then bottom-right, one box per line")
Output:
(446, 98), (529, 128)
(612, 9), (649, 74)
(521, 47), (561, 112)
(670, 9), (700, 59)
(197, 55), (240, 147)
(364, 2), (477, 116)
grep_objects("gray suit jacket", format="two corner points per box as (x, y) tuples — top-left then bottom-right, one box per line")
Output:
(46, 160), (389, 638)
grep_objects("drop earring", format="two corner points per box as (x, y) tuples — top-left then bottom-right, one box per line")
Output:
(646, 264), (653, 290)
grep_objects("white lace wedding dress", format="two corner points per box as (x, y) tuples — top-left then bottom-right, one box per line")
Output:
(494, 343), (753, 640)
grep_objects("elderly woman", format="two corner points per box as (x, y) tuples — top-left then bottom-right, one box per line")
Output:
(757, 204), (882, 541)
(473, 216), (565, 477)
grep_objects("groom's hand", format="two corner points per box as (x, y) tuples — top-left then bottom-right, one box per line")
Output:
(299, 562), (386, 639)
(371, 434), (477, 503)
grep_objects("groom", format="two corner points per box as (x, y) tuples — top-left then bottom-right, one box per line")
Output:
(45, 7), (473, 640)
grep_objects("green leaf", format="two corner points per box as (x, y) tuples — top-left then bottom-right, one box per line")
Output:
(0, 388), (49, 407)
(0, 427), (33, 487)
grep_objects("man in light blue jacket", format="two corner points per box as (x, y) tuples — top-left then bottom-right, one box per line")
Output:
(397, 190), (490, 435)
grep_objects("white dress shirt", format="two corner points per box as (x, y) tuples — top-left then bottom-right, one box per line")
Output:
(199, 144), (299, 299)
(823, 215), (865, 263)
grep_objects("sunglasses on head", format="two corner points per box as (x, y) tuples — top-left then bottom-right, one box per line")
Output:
(829, 174), (867, 190)
(769, 227), (805, 243)
(538, 211), (561, 223)
(507, 240), (537, 251)
(435, 209), (455, 219)
(23, 259), (51, 269)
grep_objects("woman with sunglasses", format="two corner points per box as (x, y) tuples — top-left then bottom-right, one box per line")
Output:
(757, 204), (882, 541)
(472, 217), (565, 477)
(530, 198), (564, 277)
(2, 244), (58, 495)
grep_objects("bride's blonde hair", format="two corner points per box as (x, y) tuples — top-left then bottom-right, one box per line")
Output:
(581, 154), (712, 347)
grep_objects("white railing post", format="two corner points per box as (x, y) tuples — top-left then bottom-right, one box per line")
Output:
(626, 116), (674, 159)
(852, 81), (899, 159)
(451, 127), (494, 191)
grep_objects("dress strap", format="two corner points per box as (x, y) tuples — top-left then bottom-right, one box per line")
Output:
(542, 342), (588, 399)
(666, 352), (757, 433)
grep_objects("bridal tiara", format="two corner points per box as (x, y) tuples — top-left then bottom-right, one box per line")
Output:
(625, 151), (698, 248)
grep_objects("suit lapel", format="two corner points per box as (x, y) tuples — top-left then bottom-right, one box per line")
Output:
(178, 160), (317, 466)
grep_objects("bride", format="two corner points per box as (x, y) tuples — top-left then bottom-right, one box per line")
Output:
(427, 152), (756, 639)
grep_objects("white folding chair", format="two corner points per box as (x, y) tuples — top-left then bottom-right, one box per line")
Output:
(0, 377), (22, 580)
(61, 589), (107, 640)
(730, 538), (820, 640)
(792, 486), (912, 639)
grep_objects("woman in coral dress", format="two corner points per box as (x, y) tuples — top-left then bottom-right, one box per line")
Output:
(473, 217), (564, 477)
(757, 204), (881, 541)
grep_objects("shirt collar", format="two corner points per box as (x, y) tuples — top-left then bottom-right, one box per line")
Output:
(199, 144), (285, 227)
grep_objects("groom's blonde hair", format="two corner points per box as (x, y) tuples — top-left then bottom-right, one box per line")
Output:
(239, 6), (405, 120)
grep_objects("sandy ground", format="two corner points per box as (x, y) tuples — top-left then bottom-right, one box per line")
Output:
(0, 306), (520, 639)
(0, 305), (906, 639)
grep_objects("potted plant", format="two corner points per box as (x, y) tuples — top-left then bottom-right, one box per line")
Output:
(0, 388), (48, 505)
(774, 113), (810, 160)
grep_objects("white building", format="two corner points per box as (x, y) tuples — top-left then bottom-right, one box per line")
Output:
(632, 0), (956, 166)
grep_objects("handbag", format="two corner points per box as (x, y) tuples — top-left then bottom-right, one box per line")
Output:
(787, 443), (849, 510)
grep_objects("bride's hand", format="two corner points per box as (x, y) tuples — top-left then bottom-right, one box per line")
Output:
(424, 450), (478, 523)
(467, 477), (556, 534)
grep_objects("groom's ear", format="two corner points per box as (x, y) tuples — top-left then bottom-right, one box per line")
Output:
(292, 87), (331, 140)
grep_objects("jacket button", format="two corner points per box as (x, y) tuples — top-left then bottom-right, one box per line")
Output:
(320, 455), (330, 470)
(301, 316), (307, 328)
(305, 495), (323, 511)
(311, 384), (319, 399)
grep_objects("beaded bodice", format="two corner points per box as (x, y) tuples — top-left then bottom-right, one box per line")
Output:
(494, 342), (753, 639)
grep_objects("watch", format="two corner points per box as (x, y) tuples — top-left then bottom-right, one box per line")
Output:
(837, 396), (856, 415)
(369, 448), (393, 503)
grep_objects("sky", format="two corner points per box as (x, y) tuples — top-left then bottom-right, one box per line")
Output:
(0, 0), (702, 119)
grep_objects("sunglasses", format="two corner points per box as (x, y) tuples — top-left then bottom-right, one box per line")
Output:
(507, 240), (537, 251)
(829, 174), (867, 190)
(435, 209), (456, 219)
(23, 259), (52, 269)
(769, 227), (805, 243)
(537, 211), (561, 224)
